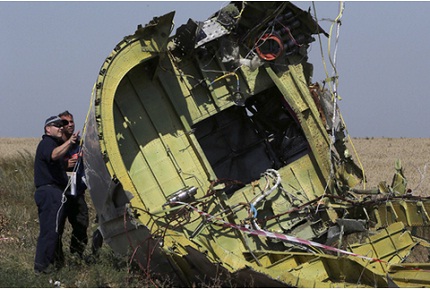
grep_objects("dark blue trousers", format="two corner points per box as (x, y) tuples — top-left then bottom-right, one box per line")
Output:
(34, 185), (66, 272)
(64, 193), (89, 257)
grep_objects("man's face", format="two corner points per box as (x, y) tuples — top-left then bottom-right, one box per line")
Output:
(60, 115), (75, 136)
(45, 123), (64, 139)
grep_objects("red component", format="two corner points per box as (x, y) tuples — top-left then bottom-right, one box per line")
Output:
(255, 33), (284, 61)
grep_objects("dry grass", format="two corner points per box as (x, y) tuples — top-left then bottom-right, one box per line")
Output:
(0, 137), (429, 287)
(0, 137), (40, 159)
(3, 137), (429, 193)
(0, 140), (149, 288)
(348, 137), (430, 195)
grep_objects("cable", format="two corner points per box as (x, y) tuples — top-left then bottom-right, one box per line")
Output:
(312, 2), (366, 192)
(255, 33), (284, 61)
(55, 84), (94, 233)
(79, 83), (96, 148)
(249, 169), (281, 230)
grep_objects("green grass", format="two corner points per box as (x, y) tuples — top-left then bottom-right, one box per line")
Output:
(0, 151), (157, 288)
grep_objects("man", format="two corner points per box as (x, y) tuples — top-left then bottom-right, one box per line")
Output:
(59, 110), (89, 259)
(34, 115), (78, 274)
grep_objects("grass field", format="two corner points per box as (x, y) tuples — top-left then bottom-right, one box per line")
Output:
(0, 137), (40, 159)
(0, 138), (150, 288)
(1, 137), (429, 287)
(4, 137), (429, 193)
(348, 137), (430, 195)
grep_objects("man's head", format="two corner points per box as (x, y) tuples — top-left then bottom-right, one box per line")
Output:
(44, 116), (68, 138)
(58, 110), (75, 138)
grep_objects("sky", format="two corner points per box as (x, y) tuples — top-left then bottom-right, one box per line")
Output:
(1, 1), (430, 138)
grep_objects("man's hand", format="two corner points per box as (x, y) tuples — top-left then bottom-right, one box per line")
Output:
(69, 130), (80, 145)
(68, 153), (78, 168)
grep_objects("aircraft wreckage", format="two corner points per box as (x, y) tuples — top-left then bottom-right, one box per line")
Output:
(82, 2), (430, 287)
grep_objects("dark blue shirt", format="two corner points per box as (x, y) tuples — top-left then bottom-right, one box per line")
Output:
(34, 135), (68, 189)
